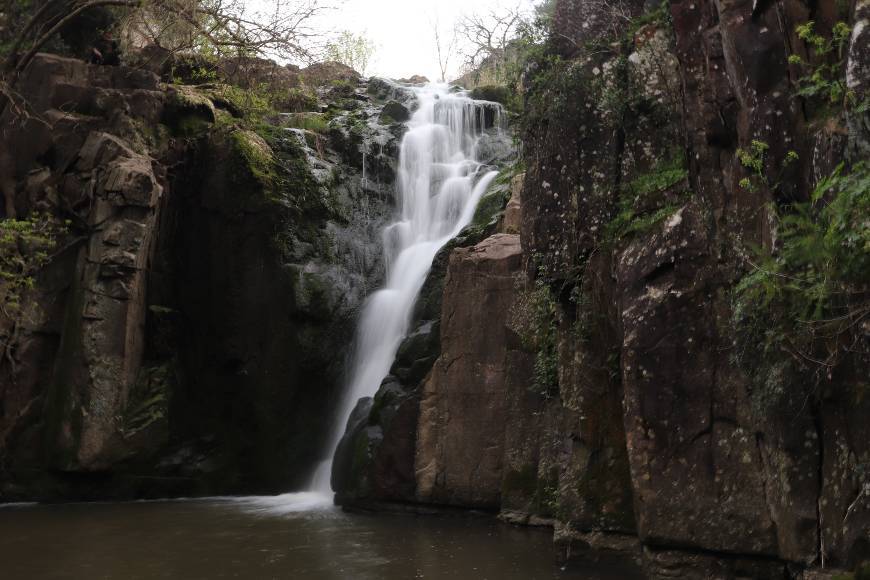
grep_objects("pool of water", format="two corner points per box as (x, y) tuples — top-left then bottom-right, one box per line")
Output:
(0, 493), (642, 579)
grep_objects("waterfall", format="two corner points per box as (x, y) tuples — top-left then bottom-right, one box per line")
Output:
(310, 84), (505, 493)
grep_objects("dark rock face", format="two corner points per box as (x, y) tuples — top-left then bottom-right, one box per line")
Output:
(519, 0), (869, 575)
(380, 100), (410, 123)
(0, 53), (393, 500)
(334, 0), (869, 577)
(0, 55), (173, 497)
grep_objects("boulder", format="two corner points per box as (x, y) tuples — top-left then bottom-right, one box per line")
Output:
(414, 234), (523, 509)
(380, 100), (410, 124)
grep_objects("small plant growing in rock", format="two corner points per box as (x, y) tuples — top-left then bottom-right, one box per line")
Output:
(0, 213), (66, 319)
(510, 274), (560, 398)
(603, 156), (688, 244)
(733, 161), (870, 379)
(789, 20), (859, 111)
(735, 140), (799, 193)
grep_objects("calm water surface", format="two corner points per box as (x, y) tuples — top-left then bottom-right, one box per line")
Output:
(0, 493), (641, 579)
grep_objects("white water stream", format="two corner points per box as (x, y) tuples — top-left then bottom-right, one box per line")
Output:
(301, 83), (506, 495)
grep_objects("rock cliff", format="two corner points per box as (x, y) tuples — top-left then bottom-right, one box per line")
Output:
(1, 1), (868, 577)
(0, 53), (404, 499)
(333, 1), (870, 578)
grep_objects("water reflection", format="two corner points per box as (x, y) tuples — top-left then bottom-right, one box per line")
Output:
(0, 496), (642, 579)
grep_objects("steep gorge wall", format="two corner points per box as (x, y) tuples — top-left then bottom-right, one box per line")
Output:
(0, 54), (399, 499)
(335, 1), (870, 578)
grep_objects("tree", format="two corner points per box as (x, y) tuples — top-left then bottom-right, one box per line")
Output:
(430, 15), (456, 83)
(455, 5), (524, 84)
(1, 0), (328, 109)
(324, 30), (375, 75)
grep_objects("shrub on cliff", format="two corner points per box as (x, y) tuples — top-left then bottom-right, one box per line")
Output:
(734, 162), (870, 381)
(0, 213), (66, 317)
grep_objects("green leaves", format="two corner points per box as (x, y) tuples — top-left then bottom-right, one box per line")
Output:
(733, 162), (870, 374)
(510, 277), (560, 398)
(0, 213), (66, 317)
(791, 20), (855, 110)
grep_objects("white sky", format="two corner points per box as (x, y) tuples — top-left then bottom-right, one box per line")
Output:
(311, 0), (536, 81)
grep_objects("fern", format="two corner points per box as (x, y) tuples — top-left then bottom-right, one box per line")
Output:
(734, 162), (870, 375)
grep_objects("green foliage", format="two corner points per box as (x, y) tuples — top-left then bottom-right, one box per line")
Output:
(736, 139), (769, 192)
(790, 20), (861, 112)
(469, 85), (513, 106)
(523, 56), (583, 131)
(0, 213), (66, 317)
(171, 64), (219, 85)
(736, 140), (799, 193)
(605, 200), (680, 244)
(625, 1), (671, 39)
(121, 365), (172, 437)
(282, 113), (329, 134)
(325, 30), (376, 75)
(733, 162), (870, 376)
(281, 88), (318, 113)
(510, 277), (559, 397)
(624, 158), (688, 197)
(604, 157), (688, 244)
(214, 84), (275, 120)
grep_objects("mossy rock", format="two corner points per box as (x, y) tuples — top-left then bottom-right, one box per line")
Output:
(380, 100), (410, 124)
(230, 129), (277, 191)
(472, 180), (512, 229)
(470, 85), (512, 106)
(391, 320), (439, 384)
(164, 86), (216, 136)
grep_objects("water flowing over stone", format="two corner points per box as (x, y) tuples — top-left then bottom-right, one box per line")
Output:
(311, 84), (506, 492)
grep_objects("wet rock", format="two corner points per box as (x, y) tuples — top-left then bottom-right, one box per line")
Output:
(380, 100), (410, 123)
(332, 378), (420, 506)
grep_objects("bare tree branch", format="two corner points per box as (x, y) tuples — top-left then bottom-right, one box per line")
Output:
(454, 5), (525, 85)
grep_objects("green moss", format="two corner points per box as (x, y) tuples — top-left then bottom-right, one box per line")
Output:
(467, 164), (521, 239)
(472, 184), (511, 228)
(623, 157), (688, 196)
(166, 86), (216, 137)
(230, 129), (278, 191)
(367, 389), (396, 427)
(292, 270), (333, 319)
(509, 278), (559, 397)
(283, 113), (329, 133)
(503, 465), (561, 517)
(470, 85), (513, 106)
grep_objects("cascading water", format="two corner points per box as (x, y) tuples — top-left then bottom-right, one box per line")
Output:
(308, 84), (507, 494)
